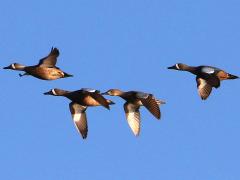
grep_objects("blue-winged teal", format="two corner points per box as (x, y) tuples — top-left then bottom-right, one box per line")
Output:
(3, 47), (72, 80)
(168, 63), (239, 100)
(102, 89), (165, 136)
(44, 88), (115, 139)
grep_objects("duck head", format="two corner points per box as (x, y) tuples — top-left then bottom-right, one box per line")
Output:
(44, 88), (68, 96)
(102, 89), (124, 96)
(167, 63), (188, 71)
(3, 63), (26, 70)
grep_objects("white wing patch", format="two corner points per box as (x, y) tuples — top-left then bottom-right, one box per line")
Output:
(136, 92), (149, 99)
(72, 112), (81, 123)
(126, 111), (140, 136)
(69, 103), (88, 139)
(80, 88), (97, 92)
(124, 102), (141, 136)
(201, 67), (215, 74)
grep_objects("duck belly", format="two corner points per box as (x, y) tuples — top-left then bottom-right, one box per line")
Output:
(25, 67), (64, 80)
(69, 96), (101, 107)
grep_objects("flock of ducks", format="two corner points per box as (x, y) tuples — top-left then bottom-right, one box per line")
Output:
(3, 47), (239, 139)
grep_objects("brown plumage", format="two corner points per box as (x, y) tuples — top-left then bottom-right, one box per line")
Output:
(168, 63), (238, 100)
(3, 47), (73, 80)
(44, 88), (115, 139)
(102, 89), (165, 136)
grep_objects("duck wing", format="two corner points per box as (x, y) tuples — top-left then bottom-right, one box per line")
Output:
(89, 92), (110, 109)
(139, 94), (161, 119)
(69, 102), (88, 139)
(124, 102), (141, 136)
(38, 47), (59, 67)
(196, 77), (214, 100)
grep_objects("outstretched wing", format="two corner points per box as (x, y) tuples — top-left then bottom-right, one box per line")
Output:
(124, 102), (141, 136)
(89, 92), (110, 109)
(196, 77), (213, 100)
(38, 47), (59, 67)
(69, 102), (88, 139)
(139, 94), (161, 119)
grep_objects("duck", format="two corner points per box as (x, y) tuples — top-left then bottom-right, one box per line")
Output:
(3, 47), (73, 80)
(168, 63), (239, 100)
(44, 88), (115, 139)
(102, 89), (165, 136)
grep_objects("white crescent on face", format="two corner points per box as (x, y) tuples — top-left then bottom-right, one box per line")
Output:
(52, 89), (57, 95)
(11, 64), (16, 69)
(175, 63), (180, 70)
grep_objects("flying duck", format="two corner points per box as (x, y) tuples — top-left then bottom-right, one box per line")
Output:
(102, 89), (165, 136)
(168, 63), (238, 100)
(44, 88), (115, 139)
(4, 47), (73, 80)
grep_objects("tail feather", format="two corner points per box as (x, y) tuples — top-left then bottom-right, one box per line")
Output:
(156, 99), (166, 105)
(107, 100), (115, 105)
(228, 73), (239, 79)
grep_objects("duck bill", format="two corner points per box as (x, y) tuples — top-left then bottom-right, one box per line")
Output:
(101, 92), (108, 95)
(43, 91), (53, 95)
(3, 65), (11, 69)
(167, 65), (176, 69)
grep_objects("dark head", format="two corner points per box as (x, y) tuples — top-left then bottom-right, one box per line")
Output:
(3, 63), (25, 70)
(44, 88), (68, 96)
(102, 89), (124, 96)
(167, 63), (189, 71)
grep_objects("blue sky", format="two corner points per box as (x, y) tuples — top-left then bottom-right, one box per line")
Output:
(1, 0), (240, 179)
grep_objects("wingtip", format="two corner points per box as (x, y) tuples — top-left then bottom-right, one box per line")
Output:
(51, 47), (60, 56)
(200, 96), (208, 100)
(133, 132), (140, 137)
(63, 73), (73, 78)
(82, 135), (87, 139)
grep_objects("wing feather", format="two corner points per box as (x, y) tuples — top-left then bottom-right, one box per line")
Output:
(196, 77), (213, 100)
(38, 47), (59, 67)
(69, 102), (88, 139)
(124, 102), (141, 136)
(89, 92), (110, 109)
(140, 95), (161, 119)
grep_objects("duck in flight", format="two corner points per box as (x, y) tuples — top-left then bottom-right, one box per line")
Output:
(3, 47), (73, 80)
(44, 88), (115, 139)
(168, 63), (239, 100)
(102, 89), (165, 136)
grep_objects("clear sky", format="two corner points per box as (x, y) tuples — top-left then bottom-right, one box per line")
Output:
(1, 0), (240, 179)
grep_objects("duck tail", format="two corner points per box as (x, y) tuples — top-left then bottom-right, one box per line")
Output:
(107, 100), (115, 105)
(228, 73), (239, 79)
(156, 99), (166, 105)
(63, 72), (73, 78)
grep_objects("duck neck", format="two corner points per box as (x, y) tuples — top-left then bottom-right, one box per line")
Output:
(115, 90), (125, 97)
(54, 89), (70, 96)
(181, 65), (197, 74)
(14, 64), (26, 71)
